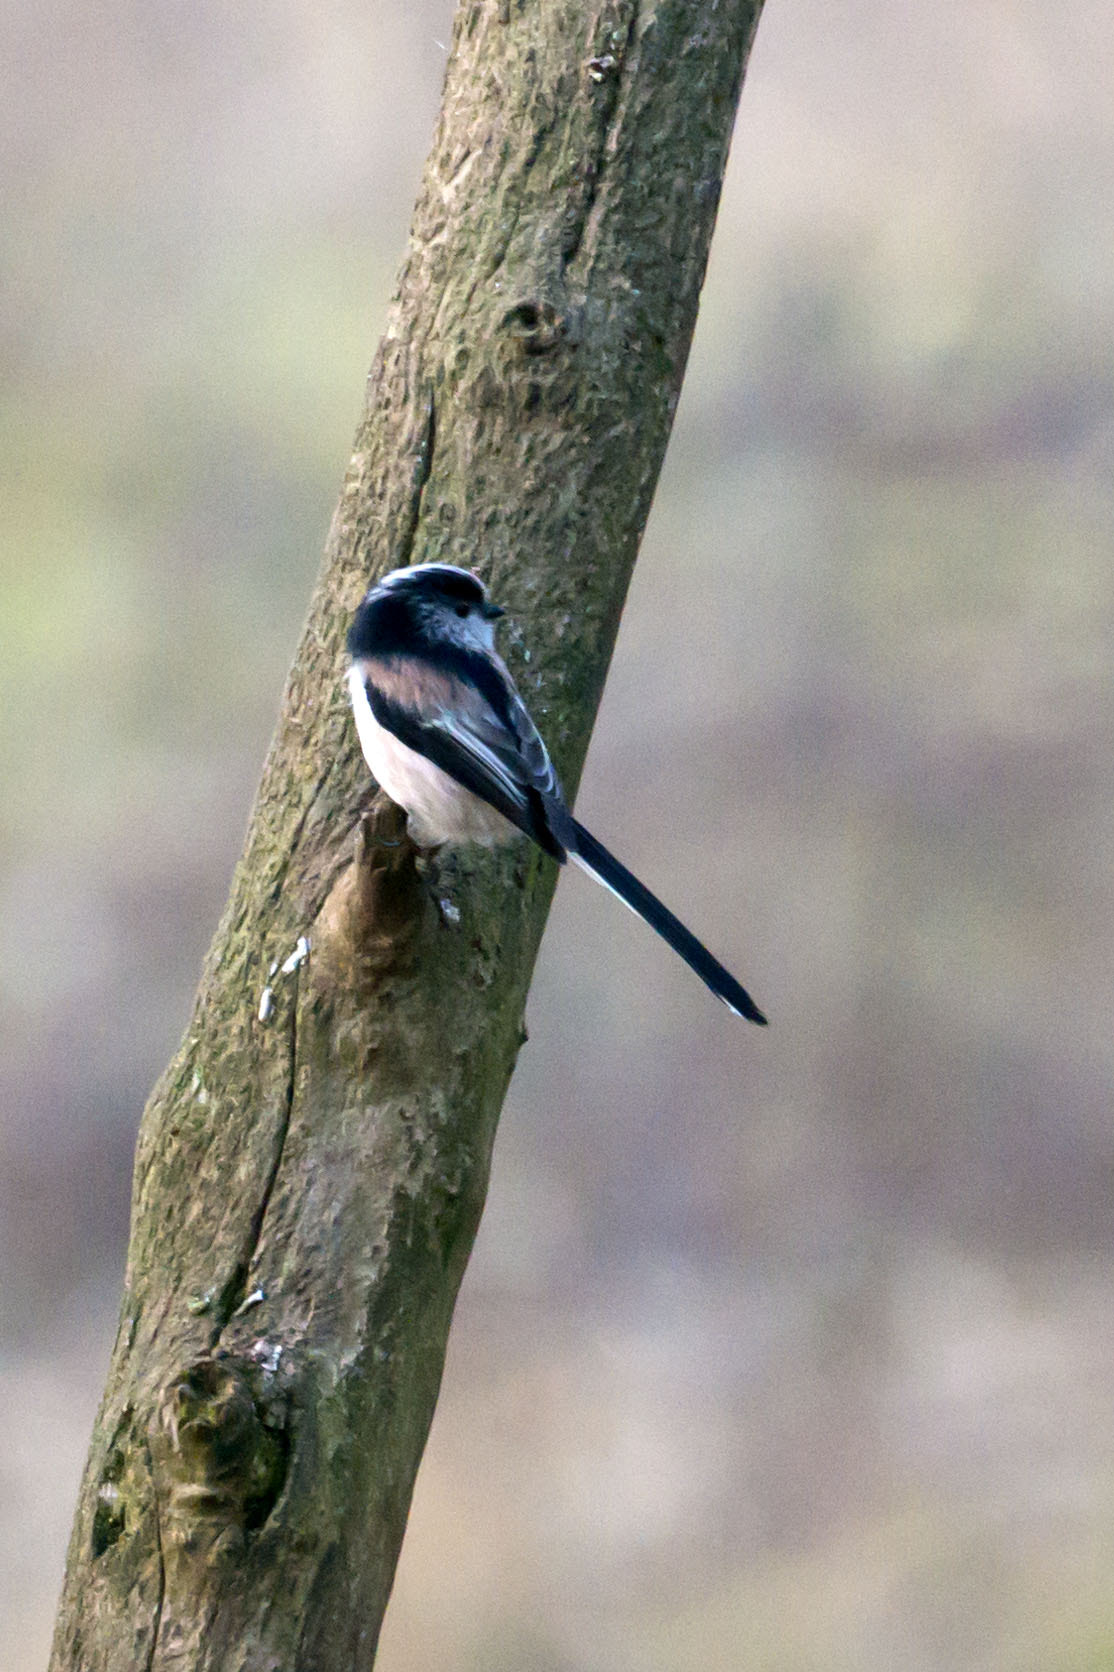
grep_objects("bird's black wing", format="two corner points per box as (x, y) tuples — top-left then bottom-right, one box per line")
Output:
(360, 649), (574, 860)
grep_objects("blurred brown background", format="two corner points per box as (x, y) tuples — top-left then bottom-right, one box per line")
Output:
(3, 2), (1114, 1667)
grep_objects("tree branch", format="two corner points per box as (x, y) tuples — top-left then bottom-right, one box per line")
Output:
(51, 1), (766, 1665)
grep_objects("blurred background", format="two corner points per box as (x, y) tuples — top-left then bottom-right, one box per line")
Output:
(3, 0), (1114, 1666)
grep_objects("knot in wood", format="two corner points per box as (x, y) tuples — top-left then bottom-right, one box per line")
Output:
(313, 796), (429, 988)
(153, 1355), (285, 1534)
(501, 297), (569, 357)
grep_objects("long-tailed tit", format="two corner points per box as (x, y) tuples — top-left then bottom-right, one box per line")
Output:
(346, 563), (766, 1024)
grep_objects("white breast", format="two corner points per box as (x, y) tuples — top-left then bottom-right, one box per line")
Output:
(346, 665), (516, 849)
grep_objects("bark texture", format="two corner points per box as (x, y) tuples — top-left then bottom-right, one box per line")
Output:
(51, 2), (765, 1666)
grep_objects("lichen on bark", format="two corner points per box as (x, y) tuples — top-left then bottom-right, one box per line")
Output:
(50, 2), (766, 1666)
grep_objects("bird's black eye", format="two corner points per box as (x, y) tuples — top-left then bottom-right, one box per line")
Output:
(454, 603), (470, 618)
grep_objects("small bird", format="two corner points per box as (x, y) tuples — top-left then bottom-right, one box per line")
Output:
(346, 563), (766, 1024)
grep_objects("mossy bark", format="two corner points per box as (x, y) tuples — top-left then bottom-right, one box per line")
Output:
(50, 2), (765, 1666)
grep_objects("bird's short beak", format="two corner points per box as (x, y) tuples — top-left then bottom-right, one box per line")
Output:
(483, 602), (505, 620)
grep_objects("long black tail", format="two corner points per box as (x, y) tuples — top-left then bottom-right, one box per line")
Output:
(569, 821), (767, 1025)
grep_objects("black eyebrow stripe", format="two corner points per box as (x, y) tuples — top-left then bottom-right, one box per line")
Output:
(421, 568), (487, 603)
